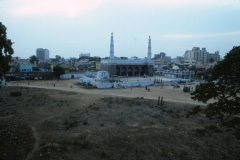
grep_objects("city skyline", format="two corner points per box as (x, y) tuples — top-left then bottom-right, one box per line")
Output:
(1, 0), (240, 59)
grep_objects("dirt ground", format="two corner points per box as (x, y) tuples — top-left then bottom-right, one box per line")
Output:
(1, 79), (239, 160)
(7, 79), (201, 105)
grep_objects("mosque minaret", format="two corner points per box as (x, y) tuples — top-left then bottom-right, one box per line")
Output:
(148, 36), (152, 60)
(110, 33), (114, 60)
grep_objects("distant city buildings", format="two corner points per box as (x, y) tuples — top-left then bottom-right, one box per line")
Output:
(36, 48), (49, 60)
(184, 47), (220, 64)
(154, 52), (165, 59)
(153, 52), (171, 66)
(7, 40), (226, 81)
(176, 56), (184, 64)
(79, 53), (90, 58)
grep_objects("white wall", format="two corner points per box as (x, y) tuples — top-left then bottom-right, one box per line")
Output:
(60, 74), (85, 79)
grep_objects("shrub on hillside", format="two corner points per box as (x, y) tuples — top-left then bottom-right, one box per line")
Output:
(10, 92), (21, 97)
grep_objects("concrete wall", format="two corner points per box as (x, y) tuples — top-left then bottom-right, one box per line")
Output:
(60, 74), (85, 79)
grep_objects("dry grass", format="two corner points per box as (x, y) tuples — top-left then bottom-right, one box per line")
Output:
(0, 86), (239, 160)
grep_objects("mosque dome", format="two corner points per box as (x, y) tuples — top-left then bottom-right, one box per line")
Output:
(172, 65), (180, 70)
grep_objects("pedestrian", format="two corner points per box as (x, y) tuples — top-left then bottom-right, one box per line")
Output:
(54, 83), (55, 87)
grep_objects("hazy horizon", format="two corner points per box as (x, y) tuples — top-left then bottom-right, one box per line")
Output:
(1, 0), (240, 59)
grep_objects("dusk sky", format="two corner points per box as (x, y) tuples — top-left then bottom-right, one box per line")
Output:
(1, 0), (240, 59)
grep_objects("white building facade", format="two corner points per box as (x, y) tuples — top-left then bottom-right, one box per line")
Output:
(184, 47), (220, 65)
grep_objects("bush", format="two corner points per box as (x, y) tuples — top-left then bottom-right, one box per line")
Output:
(73, 140), (90, 149)
(83, 120), (88, 125)
(10, 92), (21, 96)
(64, 119), (78, 129)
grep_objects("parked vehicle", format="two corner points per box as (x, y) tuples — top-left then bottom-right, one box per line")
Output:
(183, 86), (190, 92)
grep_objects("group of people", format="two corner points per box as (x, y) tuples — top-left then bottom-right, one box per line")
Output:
(145, 86), (150, 92)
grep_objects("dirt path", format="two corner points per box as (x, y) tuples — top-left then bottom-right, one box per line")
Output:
(26, 126), (38, 160)
(37, 115), (59, 125)
(25, 115), (59, 160)
(8, 79), (204, 105)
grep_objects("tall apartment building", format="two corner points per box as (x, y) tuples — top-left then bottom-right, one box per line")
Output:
(36, 48), (50, 60)
(208, 51), (220, 63)
(184, 47), (209, 64)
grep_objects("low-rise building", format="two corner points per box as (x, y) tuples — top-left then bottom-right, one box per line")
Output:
(183, 60), (196, 66)
(20, 65), (32, 72)
(208, 51), (220, 63)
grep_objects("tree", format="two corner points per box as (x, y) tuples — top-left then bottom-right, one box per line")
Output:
(53, 65), (65, 79)
(209, 57), (214, 63)
(55, 55), (61, 60)
(0, 22), (14, 79)
(29, 55), (38, 64)
(120, 57), (128, 60)
(189, 46), (240, 138)
(68, 57), (77, 64)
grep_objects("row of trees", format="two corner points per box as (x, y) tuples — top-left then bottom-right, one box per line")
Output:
(78, 56), (101, 61)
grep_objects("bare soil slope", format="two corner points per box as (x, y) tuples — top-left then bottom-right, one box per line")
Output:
(0, 83), (239, 159)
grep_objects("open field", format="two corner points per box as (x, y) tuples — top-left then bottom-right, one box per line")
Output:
(1, 79), (240, 159)
(7, 78), (200, 105)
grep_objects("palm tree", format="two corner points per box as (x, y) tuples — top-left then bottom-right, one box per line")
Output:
(29, 55), (39, 64)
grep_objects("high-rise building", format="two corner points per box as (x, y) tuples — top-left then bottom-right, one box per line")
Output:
(184, 47), (220, 64)
(184, 47), (208, 64)
(36, 48), (49, 60)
